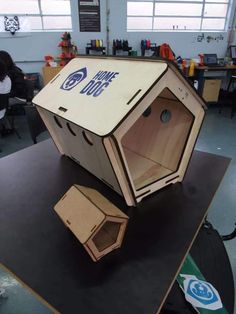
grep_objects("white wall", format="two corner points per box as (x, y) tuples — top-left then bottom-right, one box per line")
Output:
(0, 0), (107, 73)
(0, 0), (235, 75)
(109, 0), (236, 58)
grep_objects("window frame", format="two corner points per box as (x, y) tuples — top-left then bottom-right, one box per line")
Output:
(127, 0), (232, 32)
(0, 0), (72, 32)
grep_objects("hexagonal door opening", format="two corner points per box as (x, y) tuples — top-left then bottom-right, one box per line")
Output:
(121, 88), (194, 191)
(92, 221), (122, 252)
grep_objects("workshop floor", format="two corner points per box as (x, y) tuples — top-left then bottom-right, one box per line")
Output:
(0, 265), (54, 314)
(0, 106), (235, 313)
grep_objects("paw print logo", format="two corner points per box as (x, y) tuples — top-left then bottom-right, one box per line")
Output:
(182, 275), (223, 310)
(61, 68), (87, 91)
(187, 280), (217, 305)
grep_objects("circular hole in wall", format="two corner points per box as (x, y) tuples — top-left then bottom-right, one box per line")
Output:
(160, 109), (171, 123)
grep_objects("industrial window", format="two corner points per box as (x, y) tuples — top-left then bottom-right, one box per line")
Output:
(127, 0), (230, 31)
(0, 0), (72, 31)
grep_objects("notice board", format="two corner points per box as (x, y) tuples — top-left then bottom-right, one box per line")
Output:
(78, 0), (101, 32)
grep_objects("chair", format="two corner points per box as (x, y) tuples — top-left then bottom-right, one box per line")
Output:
(25, 105), (47, 144)
(25, 72), (42, 92)
(0, 94), (10, 152)
(7, 73), (42, 134)
(0, 94), (9, 140)
(0, 93), (21, 139)
(0, 93), (11, 131)
(0, 93), (9, 118)
(5, 98), (22, 139)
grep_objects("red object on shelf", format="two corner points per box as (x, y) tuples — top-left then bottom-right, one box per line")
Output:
(59, 60), (66, 66)
(57, 32), (77, 65)
(159, 43), (175, 61)
(44, 55), (54, 66)
(199, 54), (204, 66)
(44, 55), (53, 61)
(59, 52), (66, 59)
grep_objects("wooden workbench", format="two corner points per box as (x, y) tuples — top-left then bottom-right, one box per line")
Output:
(0, 139), (230, 313)
(194, 64), (236, 102)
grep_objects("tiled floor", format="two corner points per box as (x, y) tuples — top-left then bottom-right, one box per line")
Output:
(0, 264), (54, 314)
(0, 115), (48, 158)
(0, 107), (235, 312)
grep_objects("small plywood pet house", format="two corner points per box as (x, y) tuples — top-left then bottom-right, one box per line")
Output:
(54, 185), (129, 261)
(34, 56), (206, 206)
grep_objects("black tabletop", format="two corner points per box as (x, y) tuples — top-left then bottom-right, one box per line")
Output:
(0, 140), (230, 314)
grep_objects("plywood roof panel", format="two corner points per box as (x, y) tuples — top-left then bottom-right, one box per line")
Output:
(33, 57), (167, 136)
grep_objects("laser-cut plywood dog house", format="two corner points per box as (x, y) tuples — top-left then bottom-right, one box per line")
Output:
(54, 185), (129, 261)
(33, 56), (206, 206)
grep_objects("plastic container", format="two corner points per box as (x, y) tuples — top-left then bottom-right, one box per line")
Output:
(189, 60), (195, 77)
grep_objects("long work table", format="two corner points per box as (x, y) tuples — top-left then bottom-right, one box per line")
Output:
(0, 139), (231, 313)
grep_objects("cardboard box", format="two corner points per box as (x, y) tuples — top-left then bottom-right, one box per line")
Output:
(42, 66), (64, 85)
(54, 185), (129, 261)
(34, 56), (206, 206)
(202, 79), (222, 102)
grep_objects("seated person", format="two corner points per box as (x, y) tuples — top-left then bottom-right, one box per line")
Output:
(0, 59), (12, 136)
(0, 59), (11, 115)
(0, 50), (34, 103)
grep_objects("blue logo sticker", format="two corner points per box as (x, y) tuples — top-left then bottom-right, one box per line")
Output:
(61, 67), (87, 91)
(80, 70), (119, 97)
(187, 279), (218, 306)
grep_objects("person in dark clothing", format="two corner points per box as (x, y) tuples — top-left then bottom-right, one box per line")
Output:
(0, 50), (34, 103)
(0, 59), (12, 136)
(0, 59), (11, 111)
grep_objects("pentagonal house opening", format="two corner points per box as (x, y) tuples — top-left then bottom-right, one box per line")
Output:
(121, 88), (194, 191)
(92, 221), (122, 252)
